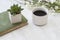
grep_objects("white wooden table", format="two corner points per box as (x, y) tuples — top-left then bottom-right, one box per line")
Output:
(0, 0), (60, 40)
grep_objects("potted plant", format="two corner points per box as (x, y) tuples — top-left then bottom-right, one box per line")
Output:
(8, 4), (23, 23)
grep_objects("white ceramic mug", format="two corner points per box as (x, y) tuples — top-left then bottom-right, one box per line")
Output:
(32, 7), (48, 26)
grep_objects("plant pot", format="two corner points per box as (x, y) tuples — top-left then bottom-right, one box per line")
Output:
(9, 13), (22, 24)
(32, 7), (48, 26)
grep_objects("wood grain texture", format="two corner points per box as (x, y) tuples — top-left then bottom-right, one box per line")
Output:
(0, 22), (28, 36)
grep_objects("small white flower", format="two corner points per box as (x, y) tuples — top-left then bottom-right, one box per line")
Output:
(55, 6), (58, 9)
(48, 0), (56, 3)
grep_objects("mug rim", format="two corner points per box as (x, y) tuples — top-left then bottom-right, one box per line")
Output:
(32, 7), (48, 16)
(32, 7), (48, 13)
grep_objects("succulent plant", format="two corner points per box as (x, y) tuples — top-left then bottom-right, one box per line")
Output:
(8, 4), (23, 16)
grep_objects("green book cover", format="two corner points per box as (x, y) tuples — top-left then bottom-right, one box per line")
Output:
(0, 11), (27, 33)
(0, 11), (28, 36)
(0, 12), (12, 32)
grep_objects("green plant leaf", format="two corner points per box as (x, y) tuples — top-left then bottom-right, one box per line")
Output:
(7, 4), (23, 15)
(32, 0), (38, 5)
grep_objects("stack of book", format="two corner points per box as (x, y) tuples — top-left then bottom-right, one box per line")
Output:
(0, 11), (28, 36)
